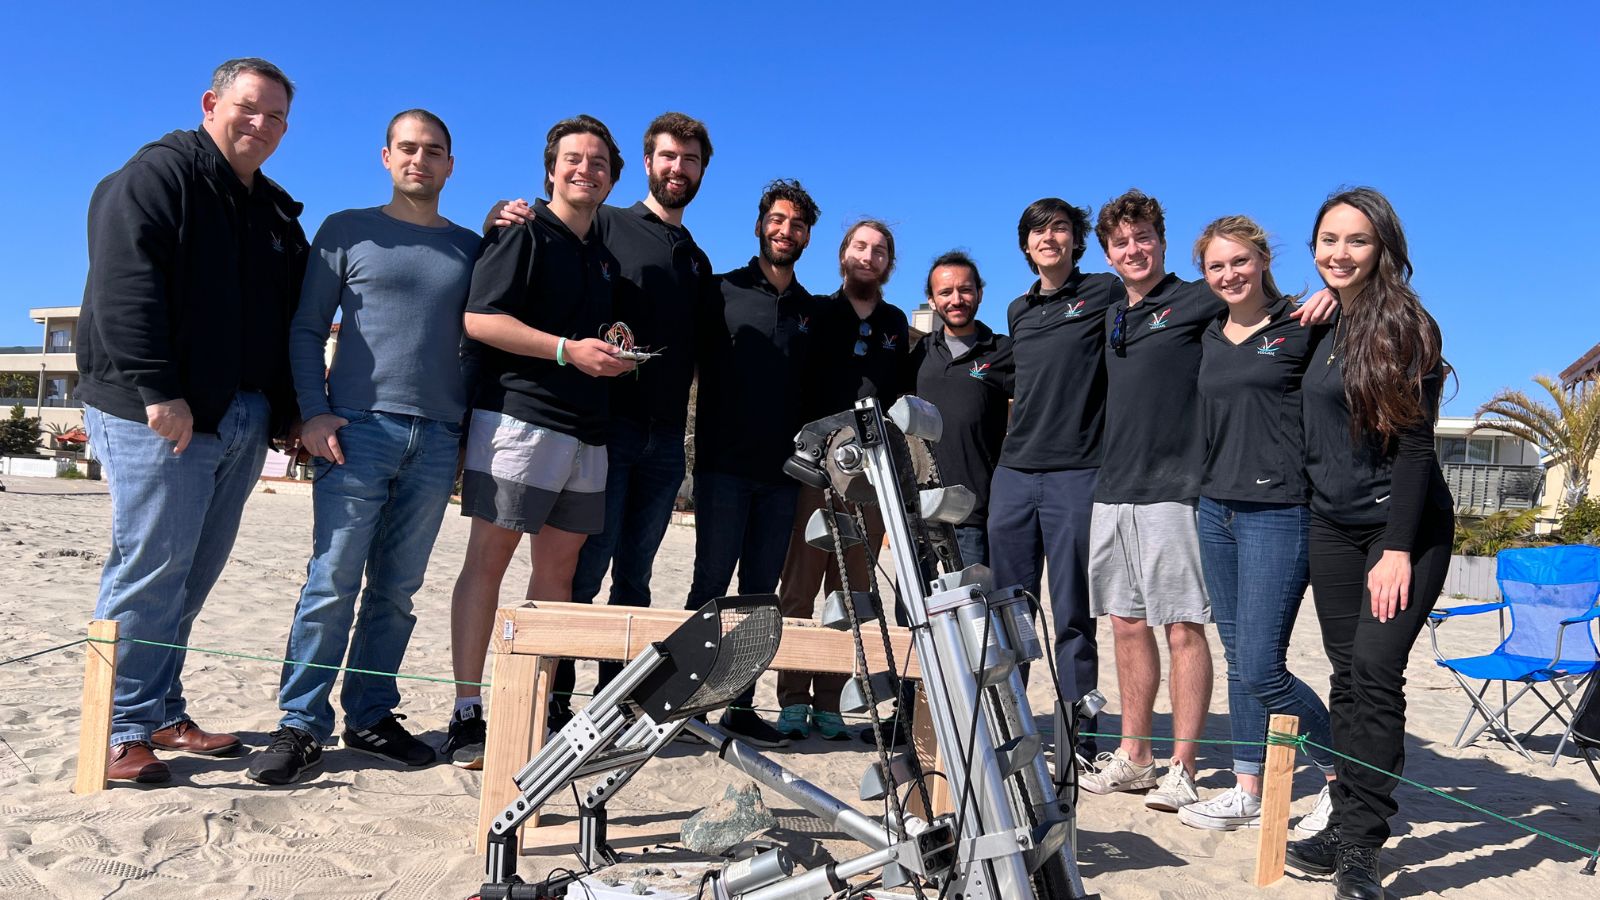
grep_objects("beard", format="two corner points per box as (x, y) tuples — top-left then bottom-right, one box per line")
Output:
(760, 233), (804, 267)
(935, 306), (973, 329)
(648, 172), (700, 210)
(841, 265), (887, 293)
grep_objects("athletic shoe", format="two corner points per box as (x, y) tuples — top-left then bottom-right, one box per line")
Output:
(859, 716), (911, 748)
(248, 726), (323, 785)
(717, 709), (791, 749)
(1286, 826), (1340, 877)
(1078, 749), (1158, 795)
(1294, 784), (1334, 838)
(442, 705), (487, 770)
(1333, 842), (1385, 900)
(342, 714), (436, 767)
(777, 704), (811, 740)
(813, 710), (851, 741)
(1178, 785), (1262, 831)
(1144, 759), (1199, 812)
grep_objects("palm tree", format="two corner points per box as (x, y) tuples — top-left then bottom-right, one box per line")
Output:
(1474, 376), (1600, 510)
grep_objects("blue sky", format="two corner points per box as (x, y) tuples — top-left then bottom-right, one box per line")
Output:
(3, 1), (1596, 415)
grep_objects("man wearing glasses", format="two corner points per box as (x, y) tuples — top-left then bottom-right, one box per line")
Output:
(774, 219), (909, 743)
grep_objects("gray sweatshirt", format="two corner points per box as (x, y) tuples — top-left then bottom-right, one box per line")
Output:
(290, 207), (480, 424)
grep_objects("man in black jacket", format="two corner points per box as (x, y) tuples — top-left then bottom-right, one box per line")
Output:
(77, 58), (308, 785)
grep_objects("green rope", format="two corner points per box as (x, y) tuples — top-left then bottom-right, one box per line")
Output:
(89, 635), (489, 688)
(1, 638), (88, 667)
(1299, 736), (1600, 861)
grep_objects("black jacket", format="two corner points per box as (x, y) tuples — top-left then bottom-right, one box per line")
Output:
(77, 128), (308, 438)
(906, 323), (1014, 522)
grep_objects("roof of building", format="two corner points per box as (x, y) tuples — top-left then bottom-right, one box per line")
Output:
(1559, 341), (1600, 387)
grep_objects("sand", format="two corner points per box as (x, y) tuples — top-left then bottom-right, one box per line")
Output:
(1, 473), (1596, 899)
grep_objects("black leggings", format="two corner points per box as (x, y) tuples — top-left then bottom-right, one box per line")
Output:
(1308, 507), (1454, 847)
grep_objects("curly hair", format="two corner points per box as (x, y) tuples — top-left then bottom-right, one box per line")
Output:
(1095, 189), (1165, 251)
(755, 178), (820, 228)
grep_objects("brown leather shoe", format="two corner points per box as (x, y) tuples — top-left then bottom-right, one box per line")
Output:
(150, 719), (242, 757)
(107, 741), (171, 783)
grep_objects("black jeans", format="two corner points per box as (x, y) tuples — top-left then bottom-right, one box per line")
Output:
(1308, 506), (1454, 847)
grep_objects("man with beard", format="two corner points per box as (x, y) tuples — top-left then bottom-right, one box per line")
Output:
(906, 251), (1013, 568)
(481, 113), (714, 733)
(686, 179), (820, 748)
(774, 219), (909, 742)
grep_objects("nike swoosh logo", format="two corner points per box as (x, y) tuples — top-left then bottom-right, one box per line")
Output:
(1375, 494), (1390, 504)
(1255, 478), (1272, 484)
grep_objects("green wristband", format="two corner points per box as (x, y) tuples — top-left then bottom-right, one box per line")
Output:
(556, 337), (568, 366)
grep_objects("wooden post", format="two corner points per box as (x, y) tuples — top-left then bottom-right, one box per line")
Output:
(73, 619), (119, 795)
(906, 684), (951, 820)
(1253, 714), (1300, 887)
(476, 644), (556, 854)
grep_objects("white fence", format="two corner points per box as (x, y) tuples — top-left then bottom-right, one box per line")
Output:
(1443, 554), (1499, 601)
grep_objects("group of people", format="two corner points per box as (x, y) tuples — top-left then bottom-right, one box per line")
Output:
(77, 58), (1453, 900)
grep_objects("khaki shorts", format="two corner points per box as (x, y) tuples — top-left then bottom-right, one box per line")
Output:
(1088, 500), (1211, 625)
(459, 410), (608, 534)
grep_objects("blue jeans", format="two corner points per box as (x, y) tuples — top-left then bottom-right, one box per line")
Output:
(955, 523), (989, 568)
(86, 393), (270, 746)
(1197, 497), (1334, 775)
(277, 409), (460, 741)
(555, 418), (686, 712)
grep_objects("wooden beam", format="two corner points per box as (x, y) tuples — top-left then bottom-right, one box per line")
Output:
(493, 603), (921, 680)
(1253, 714), (1300, 887)
(73, 619), (118, 795)
(906, 684), (951, 820)
(477, 636), (556, 854)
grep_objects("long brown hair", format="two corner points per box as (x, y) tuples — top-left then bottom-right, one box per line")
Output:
(1310, 187), (1441, 441)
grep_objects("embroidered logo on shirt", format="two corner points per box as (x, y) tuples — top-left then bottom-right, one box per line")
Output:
(796, 316), (810, 334)
(1061, 300), (1086, 318)
(270, 233), (284, 254)
(1257, 337), (1286, 356)
(968, 362), (991, 379)
(599, 261), (613, 281)
(1147, 308), (1173, 330)
(881, 334), (899, 351)
(691, 258), (701, 276)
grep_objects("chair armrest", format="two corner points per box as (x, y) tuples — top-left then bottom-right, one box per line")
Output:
(1428, 602), (1507, 623)
(1558, 606), (1600, 626)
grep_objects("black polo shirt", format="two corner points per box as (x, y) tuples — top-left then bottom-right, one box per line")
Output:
(999, 269), (1123, 471)
(1198, 296), (1320, 504)
(1302, 315), (1453, 549)
(596, 202), (712, 431)
(1094, 275), (1223, 503)
(804, 290), (910, 421)
(465, 199), (617, 446)
(908, 322), (1014, 523)
(695, 258), (814, 483)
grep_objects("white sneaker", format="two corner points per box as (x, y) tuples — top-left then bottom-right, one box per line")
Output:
(1144, 759), (1199, 812)
(1079, 749), (1158, 795)
(1178, 786), (1262, 831)
(1293, 784), (1333, 838)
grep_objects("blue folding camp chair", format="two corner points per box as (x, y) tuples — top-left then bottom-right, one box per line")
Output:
(1427, 545), (1600, 765)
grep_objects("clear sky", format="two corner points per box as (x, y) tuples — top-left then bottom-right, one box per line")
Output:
(3, 1), (1596, 415)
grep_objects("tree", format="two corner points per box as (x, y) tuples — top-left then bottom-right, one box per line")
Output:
(0, 403), (43, 456)
(1474, 376), (1600, 510)
(0, 372), (37, 398)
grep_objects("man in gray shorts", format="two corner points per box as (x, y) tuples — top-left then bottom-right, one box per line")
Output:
(1080, 191), (1215, 811)
(441, 115), (636, 768)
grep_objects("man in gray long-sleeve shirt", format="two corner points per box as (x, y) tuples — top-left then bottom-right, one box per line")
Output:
(248, 110), (480, 786)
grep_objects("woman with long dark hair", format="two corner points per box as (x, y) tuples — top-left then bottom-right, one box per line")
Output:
(1286, 188), (1454, 900)
(1182, 216), (1338, 834)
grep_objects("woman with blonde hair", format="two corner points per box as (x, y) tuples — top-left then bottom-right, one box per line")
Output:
(1181, 216), (1337, 835)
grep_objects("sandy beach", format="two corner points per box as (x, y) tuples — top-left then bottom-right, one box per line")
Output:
(1, 474), (1596, 899)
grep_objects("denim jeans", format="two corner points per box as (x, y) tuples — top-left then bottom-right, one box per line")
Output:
(1197, 497), (1334, 775)
(954, 523), (989, 568)
(277, 409), (460, 741)
(555, 418), (686, 713)
(86, 393), (270, 746)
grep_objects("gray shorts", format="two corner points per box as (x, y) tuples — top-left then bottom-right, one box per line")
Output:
(460, 410), (608, 534)
(1088, 500), (1211, 625)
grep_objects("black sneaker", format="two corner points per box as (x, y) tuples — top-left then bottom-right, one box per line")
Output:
(441, 705), (487, 770)
(248, 726), (323, 785)
(858, 716), (910, 748)
(717, 709), (791, 750)
(1334, 842), (1385, 900)
(1286, 826), (1340, 877)
(342, 714), (436, 767)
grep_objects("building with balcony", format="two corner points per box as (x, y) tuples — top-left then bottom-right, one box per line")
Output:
(0, 306), (85, 447)
(1434, 416), (1544, 514)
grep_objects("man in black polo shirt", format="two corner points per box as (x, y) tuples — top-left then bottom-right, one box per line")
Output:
(775, 219), (909, 743)
(482, 113), (715, 730)
(687, 178), (821, 748)
(907, 251), (1013, 567)
(988, 198), (1122, 759)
